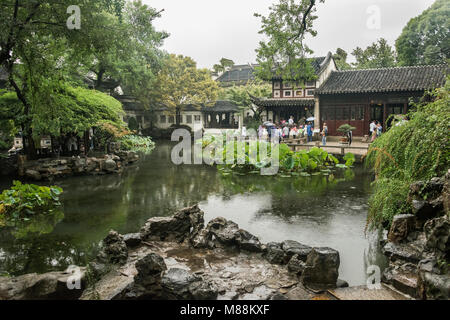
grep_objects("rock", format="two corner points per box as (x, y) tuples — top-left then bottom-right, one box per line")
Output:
(188, 279), (218, 300)
(382, 239), (425, 264)
(123, 233), (141, 248)
(134, 253), (167, 287)
(336, 279), (349, 288)
(281, 240), (312, 261)
(300, 247), (340, 290)
(382, 263), (418, 298)
(418, 259), (441, 274)
(160, 268), (217, 300)
(0, 266), (86, 300)
(388, 214), (416, 243)
(161, 268), (199, 299)
(239, 285), (275, 300)
(207, 218), (240, 246)
(25, 169), (41, 181)
(424, 216), (450, 258)
(287, 254), (306, 275)
(271, 292), (289, 300)
(236, 229), (262, 253)
(417, 270), (450, 300)
(264, 242), (288, 265)
(97, 231), (128, 265)
(141, 205), (204, 243)
(104, 159), (117, 172)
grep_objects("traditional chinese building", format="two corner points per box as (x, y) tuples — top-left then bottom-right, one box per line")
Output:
(252, 53), (448, 136)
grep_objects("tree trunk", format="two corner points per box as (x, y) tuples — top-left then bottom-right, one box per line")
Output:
(176, 107), (181, 126)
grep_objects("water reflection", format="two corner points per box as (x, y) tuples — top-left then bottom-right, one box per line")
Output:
(0, 142), (386, 285)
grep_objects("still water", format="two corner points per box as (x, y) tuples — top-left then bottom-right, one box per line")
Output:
(0, 142), (387, 285)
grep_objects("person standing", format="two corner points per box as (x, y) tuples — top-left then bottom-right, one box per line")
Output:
(306, 123), (313, 143)
(322, 123), (328, 146)
(288, 116), (294, 126)
(347, 128), (353, 146)
(369, 120), (377, 136)
(377, 122), (383, 137)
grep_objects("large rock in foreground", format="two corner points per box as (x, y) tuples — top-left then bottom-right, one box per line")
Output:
(140, 205), (205, 243)
(300, 247), (340, 290)
(0, 266), (86, 300)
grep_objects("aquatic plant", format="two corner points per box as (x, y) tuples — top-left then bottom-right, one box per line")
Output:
(199, 136), (355, 177)
(366, 77), (450, 229)
(0, 181), (64, 238)
(118, 135), (155, 153)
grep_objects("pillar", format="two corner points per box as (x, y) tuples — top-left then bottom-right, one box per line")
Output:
(314, 97), (320, 129)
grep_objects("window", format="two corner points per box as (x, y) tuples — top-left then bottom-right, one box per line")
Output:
(283, 81), (292, 89)
(295, 90), (303, 97)
(306, 89), (315, 96)
(284, 90), (292, 97)
(306, 80), (315, 87)
(168, 116), (175, 124)
(342, 107), (350, 120)
(273, 81), (281, 89)
(194, 115), (201, 123)
(186, 115), (193, 124)
(137, 116), (143, 124)
(160, 115), (166, 123)
(273, 90), (281, 98)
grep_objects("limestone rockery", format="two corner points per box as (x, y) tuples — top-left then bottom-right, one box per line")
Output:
(0, 205), (347, 300)
(19, 151), (139, 181)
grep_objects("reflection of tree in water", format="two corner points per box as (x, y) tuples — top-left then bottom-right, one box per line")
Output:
(0, 232), (99, 276)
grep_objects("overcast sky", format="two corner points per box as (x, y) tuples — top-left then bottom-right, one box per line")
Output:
(143, 0), (435, 69)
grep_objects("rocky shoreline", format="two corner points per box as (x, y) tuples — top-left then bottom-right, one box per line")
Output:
(1, 205), (349, 300)
(19, 151), (140, 181)
(380, 170), (450, 300)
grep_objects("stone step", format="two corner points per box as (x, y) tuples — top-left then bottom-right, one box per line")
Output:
(328, 284), (411, 300)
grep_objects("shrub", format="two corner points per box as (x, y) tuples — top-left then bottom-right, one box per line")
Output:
(118, 135), (155, 153)
(0, 181), (63, 224)
(366, 78), (450, 229)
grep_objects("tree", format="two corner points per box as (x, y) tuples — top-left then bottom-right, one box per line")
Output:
(0, 0), (126, 157)
(333, 48), (352, 70)
(219, 81), (272, 122)
(351, 38), (397, 69)
(213, 58), (235, 75)
(152, 54), (219, 125)
(396, 0), (450, 66)
(78, 0), (168, 100)
(254, 0), (325, 82)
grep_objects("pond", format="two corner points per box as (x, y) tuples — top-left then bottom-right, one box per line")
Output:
(0, 141), (387, 286)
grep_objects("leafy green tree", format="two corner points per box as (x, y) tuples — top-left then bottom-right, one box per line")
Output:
(254, 0), (325, 82)
(152, 54), (219, 125)
(213, 58), (235, 75)
(333, 48), (352, 70)
(219, 81), (272, 121)
(79, 0), (168, 99)
(351, 38), (397, 69)
(396, 0), (450, 66)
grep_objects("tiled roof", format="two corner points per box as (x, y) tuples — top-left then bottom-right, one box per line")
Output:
(216, 65), (257, 84)
(252, 98), (315, 108)
(202, 100), (240, 112)
(316, 64), (448, 94)
(271, 54), (331, 80)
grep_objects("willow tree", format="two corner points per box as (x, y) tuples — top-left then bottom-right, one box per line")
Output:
(153, 54), (219, 125)
(254, 0), (325, 83)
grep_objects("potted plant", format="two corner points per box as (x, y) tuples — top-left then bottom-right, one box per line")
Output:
(337, 124), (356, 143)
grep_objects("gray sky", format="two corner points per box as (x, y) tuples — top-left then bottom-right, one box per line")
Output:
(143, 0), (435, 69)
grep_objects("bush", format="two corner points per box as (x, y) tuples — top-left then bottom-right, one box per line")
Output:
(0, 181), (63, 225)
(366, 78), (450, 229)
(118, 135), (155, 153)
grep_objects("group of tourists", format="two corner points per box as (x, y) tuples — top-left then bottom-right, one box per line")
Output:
(369, 120), (383, 142)
(257, 116), (315, 143)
